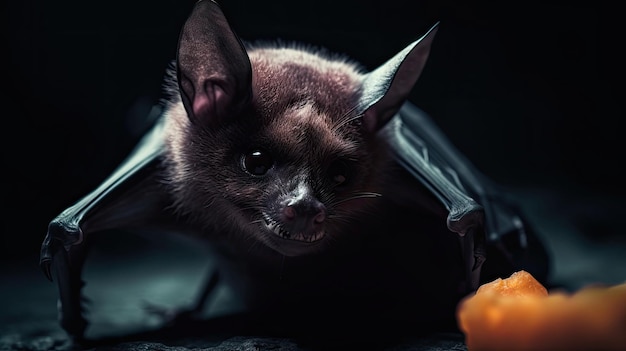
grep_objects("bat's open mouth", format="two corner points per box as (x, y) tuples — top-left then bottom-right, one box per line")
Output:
(262, 214), (325, 243)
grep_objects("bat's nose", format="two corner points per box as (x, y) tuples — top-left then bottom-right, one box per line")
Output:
(281, 197), (326, 235)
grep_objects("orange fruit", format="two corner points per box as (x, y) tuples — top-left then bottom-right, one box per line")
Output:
(456, 270), (626, 351)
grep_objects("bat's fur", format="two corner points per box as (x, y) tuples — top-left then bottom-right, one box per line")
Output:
(151, 0), (464, 339)
(161, 45), (394, 257)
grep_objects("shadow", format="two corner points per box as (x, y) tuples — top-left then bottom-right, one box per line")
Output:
(75, 312), (466, 351)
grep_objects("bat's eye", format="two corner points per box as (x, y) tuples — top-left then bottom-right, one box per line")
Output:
(328, 159), (351, 187)
(242, 149), (274, 176)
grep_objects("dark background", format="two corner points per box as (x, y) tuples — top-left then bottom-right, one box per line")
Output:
(2, 0), (623, 278)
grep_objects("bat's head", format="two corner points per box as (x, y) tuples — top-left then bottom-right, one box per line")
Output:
(162, 0), (437, 257)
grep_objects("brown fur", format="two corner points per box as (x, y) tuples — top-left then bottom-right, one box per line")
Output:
(161, 44), (397, 260)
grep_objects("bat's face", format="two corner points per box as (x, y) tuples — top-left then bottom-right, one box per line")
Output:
(163, 47), (390, 256)
(160, 0), (436, 257)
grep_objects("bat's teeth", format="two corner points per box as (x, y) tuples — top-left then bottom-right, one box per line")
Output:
(275, 225), (289, 238)
(288, 231), (324, 242)
(262, 213), (325, 241)
(310, 231), (324, 242)
(263, 213), (291, 238)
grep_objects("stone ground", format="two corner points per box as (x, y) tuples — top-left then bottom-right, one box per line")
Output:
(1, 185), (625, 351)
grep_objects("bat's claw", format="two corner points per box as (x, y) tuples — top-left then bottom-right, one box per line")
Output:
(40, 219), (84, 281)
(40, 258), (53, 282)
(40, 228), (59, 282)
(40, 224), (90, 341)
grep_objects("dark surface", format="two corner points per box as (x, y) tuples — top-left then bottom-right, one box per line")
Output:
(2, 0), (624, 350)
(1, 187), (625, 350)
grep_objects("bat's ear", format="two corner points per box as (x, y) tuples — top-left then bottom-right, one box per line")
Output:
(359, 22), (439, 133)
(177, 0), (252, 127)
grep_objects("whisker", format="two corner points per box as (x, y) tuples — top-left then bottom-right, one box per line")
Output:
(332, 192), (382, 205)
(332, 104), (363, 132)
(249, 218), (264, 225)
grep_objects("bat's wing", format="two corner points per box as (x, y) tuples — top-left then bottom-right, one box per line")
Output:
(355, 20), (550, 293)
(39, 116), (178, 341)
(385, 102), (550, 290)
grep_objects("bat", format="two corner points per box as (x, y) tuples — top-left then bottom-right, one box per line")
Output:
(40, 0), (550, 346)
